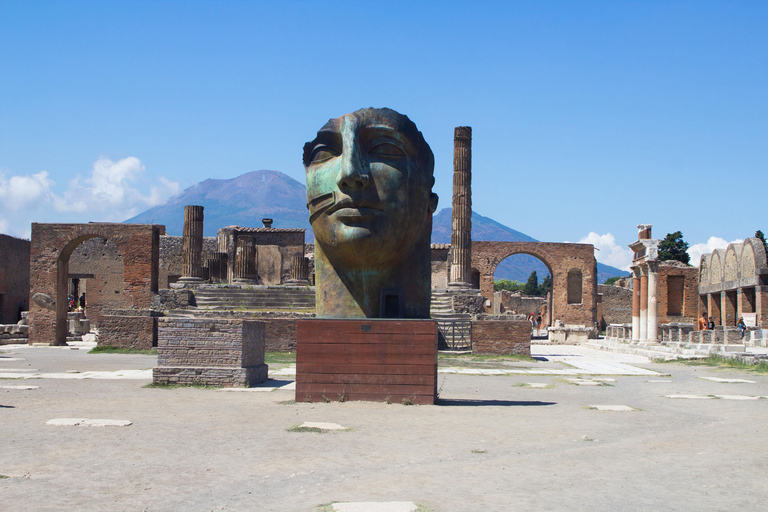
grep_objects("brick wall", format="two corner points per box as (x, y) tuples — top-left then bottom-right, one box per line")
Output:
(154, 318), (268, 387)
(471, 320), (531, 356)
(0, 234), (30, 324)
(158, 235), (218, 287)
(98, 311), (158, 349)
(599, 284), (633, 325)
(657, 263), (699, 324)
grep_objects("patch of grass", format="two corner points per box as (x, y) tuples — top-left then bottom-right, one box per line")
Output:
(656, 353), (768, 373)
(276, 399), (296, 405)
(0, 474), (9, 479)
(89, 346), (157, 355)
(143, 381), (219, 390)
(321, 395), (331, 403)
(265, 352), (296, 365)
(401, 396), (414, 406)
(471, 448), (487, 454)
(288, 425), (326, 434)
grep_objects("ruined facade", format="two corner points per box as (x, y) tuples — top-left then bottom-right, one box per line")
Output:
(217, 226), (305, 286)
(699, 237), (768, 329)
(0, 234), (30, 324)
(472, 241), (598, 327)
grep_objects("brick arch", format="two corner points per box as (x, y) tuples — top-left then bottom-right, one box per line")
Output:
(472, 241), (597, 326)
(29, 223), (162, 345)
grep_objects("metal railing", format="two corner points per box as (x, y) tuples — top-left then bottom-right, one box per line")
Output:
(436, 319), (472, 350)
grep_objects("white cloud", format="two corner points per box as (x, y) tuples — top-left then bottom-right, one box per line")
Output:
(0, 157), (180, 237)
(688, 236), (744, 265)
(576, 232), (634, 271)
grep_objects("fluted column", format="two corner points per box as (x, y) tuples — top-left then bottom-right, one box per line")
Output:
(639, 265), (649, 341)
(631, 266), (641, 342)
(179, 205), (204, 283)
(206, 252), (228, 283)
(647, 260), (659, 342)
(286, 255), (310, 285)
(233, 237), (258, 283)
(449, 126), (473, 288)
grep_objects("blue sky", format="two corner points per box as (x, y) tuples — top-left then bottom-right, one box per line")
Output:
(1, 0), (765, 270)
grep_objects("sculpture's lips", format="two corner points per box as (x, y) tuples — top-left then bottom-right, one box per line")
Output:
(333, 207), (379, 221)
(327, 199), (383, 218)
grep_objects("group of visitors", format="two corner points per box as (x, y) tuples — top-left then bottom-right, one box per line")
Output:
(67, 293), (87, 316)
(699, 312), (748, 338)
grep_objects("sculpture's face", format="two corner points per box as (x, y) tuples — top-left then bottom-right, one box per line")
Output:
(304, 108), (437, 267)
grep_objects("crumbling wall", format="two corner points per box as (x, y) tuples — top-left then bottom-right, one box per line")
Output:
(159, 235), (218, 287)
(598, 284), (633, 325)
(69, 236), (126, 327)
(0, 234), (30, 323)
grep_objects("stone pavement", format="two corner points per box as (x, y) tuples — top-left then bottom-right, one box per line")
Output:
(1, 342), (767, 511)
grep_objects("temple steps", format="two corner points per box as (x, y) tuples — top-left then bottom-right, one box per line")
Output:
(191, 287), (316, 311)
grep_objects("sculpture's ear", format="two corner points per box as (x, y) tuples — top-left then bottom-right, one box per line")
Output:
(429, 193), (439, 214)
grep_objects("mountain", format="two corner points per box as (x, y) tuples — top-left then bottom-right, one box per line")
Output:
(125, 170), (626, 282)
(125, 170), (312, 237)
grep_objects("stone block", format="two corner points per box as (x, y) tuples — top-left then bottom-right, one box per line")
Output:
(471, 320), (531, 356)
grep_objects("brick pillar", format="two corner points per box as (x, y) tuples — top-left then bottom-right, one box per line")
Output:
(631, 266), (640, 342)
(757, 286), (768, 329)
(708, 293), (721, 326)
(647, 261), (659, 342)
(639, 266), (648, 341)
(449, 126), (473, 288)
(179, 205), (204, 283)
(234, 237), (257, 283)
(286, 255), (309, 285)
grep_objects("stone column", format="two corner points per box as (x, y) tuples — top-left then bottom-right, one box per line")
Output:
(179, 205), (204, 283)
(286, 255), (310, 285)
(234, 237), (258, 283)
(449, 126), (473, 288)
(647, 261), (659, 343)
(639, 265), (648, 341)
(206, 252), (228, 283)
(631, 266), (641, 342)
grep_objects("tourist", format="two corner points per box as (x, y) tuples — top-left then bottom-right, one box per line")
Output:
(737, 317), (747, 339)
(707, 316), (715, 330)
(536, 314), (542, 336)
(79, 293), (86, 317)
(699, 312), (708, 330)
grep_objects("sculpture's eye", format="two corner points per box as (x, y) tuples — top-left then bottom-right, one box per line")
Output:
(369, 141), (406, 159)
(309, 145), (340, 165)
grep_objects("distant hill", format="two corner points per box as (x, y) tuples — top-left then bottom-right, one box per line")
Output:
(125, 170), (625, 283)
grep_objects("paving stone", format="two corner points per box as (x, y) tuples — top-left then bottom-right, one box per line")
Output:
(666, 395), (716, 399)
(1, 385), (40, 390)
(0, 357), (24, 361)
(592, 378), (616, 382)
(217, 387), (275, 392)
(46, 418), (88, 426)
(646, 380), (673, 383)
(332, 502), (418, 512)
(299, 421), (346, 431)
(567, 379), (603, 386)
(699, 377), (755, 384)
(527, 383), (549, 388)
(81, 419), (132, 427)
(589, 405), (637, 411)
(713, 395), (768, 401)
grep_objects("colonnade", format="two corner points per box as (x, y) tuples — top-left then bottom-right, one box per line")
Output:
(631, 261), (659, 343)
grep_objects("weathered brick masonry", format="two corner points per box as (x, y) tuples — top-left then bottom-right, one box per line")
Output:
(98, 310), (159, 350)
(29, 223), (162, 345)
(471, 320), (531, 356)
(153, 318), (268, 387)
(0, 234), (30, 324)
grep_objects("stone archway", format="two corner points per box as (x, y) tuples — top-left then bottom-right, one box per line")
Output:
(29, 223), (162, 345)
(472, 241), (598, 326)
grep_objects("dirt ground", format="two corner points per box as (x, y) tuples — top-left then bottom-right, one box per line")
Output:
(1, 343), (767, 512)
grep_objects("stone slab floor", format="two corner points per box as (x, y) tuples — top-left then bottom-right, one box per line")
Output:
(1, 342), (767, 512)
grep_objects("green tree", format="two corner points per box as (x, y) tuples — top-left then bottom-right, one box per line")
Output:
(494, 279), (525, 292)
(604, 276), (621, 286)
(756, 230), (768, 253)
(538, 274), (552, 296)
(658, 231), (690, 265)
(524, 271), (538, 296)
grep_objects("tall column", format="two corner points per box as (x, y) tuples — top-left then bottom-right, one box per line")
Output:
(449, 126), (473, 288)
(639, 265), (648, 341)
(179, 205), (204, 283)
(234, 237), (258, 283)
(647, 261), (659, 342)
(631, 266), (641, 341)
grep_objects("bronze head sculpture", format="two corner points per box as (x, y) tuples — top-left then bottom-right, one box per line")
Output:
(303, 107), (438, 318)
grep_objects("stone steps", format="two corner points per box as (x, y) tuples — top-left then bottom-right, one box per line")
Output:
(192, 287), (316, 311)
(586, 337), (748, 359)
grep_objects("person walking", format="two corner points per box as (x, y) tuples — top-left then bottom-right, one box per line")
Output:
(699, 312), (708, 330)
(737, 317), (747, 339)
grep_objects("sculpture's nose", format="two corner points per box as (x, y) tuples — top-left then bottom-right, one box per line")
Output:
(336, 145), (370, 192)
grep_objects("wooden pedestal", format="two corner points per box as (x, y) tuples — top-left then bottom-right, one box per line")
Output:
(295, 319), (438, 405)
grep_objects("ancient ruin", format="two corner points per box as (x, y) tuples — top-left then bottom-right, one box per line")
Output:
(449, 126), (473, 288)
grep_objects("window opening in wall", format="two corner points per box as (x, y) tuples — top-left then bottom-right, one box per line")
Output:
(567, 269), (582, 305)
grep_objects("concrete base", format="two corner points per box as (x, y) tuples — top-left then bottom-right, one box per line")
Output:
(296, 319), (438, 404)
